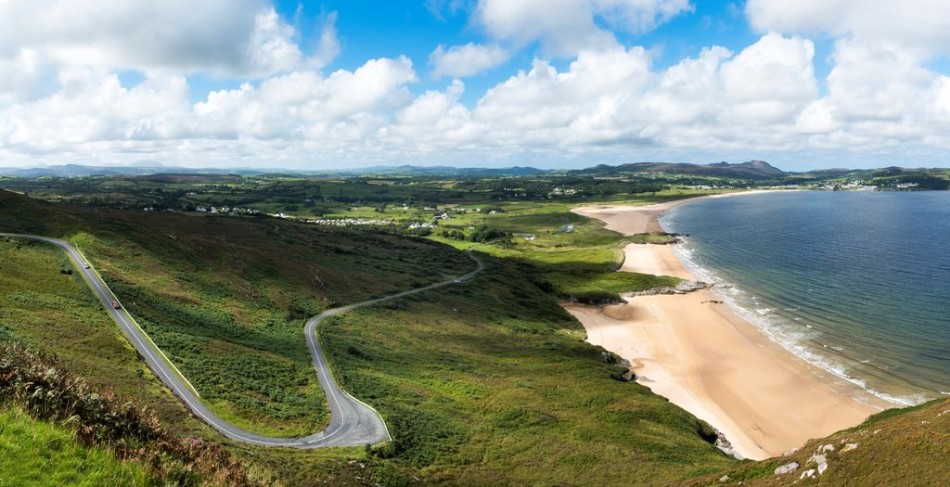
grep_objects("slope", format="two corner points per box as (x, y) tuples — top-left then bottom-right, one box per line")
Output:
(0, 189), (473, 438)
(0, 189), (739, 485)
(683, 397), (950, 486)
(0, 405), (149, 486)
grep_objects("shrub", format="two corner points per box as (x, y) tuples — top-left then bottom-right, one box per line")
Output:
(0, 343), (251, 486)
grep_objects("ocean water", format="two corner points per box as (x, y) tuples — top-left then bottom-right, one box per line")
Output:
(662, 191), (950, 406)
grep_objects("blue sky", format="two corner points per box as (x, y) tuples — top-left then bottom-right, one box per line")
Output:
(1, 1), (950, 170)
(260, 1), (834, 98)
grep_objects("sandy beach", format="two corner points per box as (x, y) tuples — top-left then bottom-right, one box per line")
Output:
(568, 194), (889, 460)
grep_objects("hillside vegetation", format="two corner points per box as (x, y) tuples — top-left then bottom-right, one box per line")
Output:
(1, 187), (947, 486)
(0, 235), (206, 435)
(1, 189), (471, 437)
(0, 344), (250, 486)
(683, 397), (950, 486)
(321, 254), (734, 485)
(0, 406), (149, 487)
(0, 189), (736, 484)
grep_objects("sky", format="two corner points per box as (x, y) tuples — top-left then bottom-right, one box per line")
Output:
(2, 1), (950, 171)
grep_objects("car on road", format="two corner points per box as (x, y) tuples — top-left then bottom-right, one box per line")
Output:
(83, 263), (90, 269)
(112, 300), (121, 310)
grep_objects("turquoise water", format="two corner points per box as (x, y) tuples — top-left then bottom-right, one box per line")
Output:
(662, 191), (950, 405)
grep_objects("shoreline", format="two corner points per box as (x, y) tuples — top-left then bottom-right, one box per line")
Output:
(568, 192), (890, 460)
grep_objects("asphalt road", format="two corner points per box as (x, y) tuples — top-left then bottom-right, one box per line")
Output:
(2, 233), (484, 448)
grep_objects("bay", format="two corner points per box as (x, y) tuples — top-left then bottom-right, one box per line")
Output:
(662, 191), (950, 405)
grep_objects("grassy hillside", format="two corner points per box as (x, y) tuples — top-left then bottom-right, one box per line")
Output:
(0, 405), (149, 486)
(0, 189), (739, 484)
(682, 397), (950, 486)
(0, 237), (205, 435)
(428, 199), (683, 303)
(1, 189), (472, 437)
(1, 344), (250, 486)
(320, 253), (735, 485)
(5, 187), (945, 486)
(0, 238), (366, 485)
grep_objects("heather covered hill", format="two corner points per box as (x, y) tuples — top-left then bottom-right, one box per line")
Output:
(568, 160), (786, 179)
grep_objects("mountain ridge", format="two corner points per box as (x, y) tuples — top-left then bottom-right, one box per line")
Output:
(567, 160), (786, 179)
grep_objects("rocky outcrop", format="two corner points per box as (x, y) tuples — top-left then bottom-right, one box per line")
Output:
(774, 462), (800, 475)
(601, 351), (637, 382)
(629, 280), (709, 297)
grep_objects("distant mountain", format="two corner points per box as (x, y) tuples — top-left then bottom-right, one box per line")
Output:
(0, 164), (270, 178)
(569, 160), (786, 179)
(0, 163), (547, 179)
(336, 165), (547, 177)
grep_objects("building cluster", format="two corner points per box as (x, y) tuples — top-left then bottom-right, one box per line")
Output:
(549, 187), (578, 196)
(302, 217), (395, 226)
(195, 206), (262, 216)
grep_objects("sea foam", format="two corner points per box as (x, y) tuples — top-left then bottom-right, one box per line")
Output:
(661, 213), (929, 408)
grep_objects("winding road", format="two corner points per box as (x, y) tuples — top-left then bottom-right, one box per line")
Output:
(1, 233), (484, 448)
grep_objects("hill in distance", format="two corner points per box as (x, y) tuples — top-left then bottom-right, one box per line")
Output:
(568, 160), (786, 179)
(0, 163), (547, 179)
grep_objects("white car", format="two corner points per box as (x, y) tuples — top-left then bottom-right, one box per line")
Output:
(83, 264), (90, 269)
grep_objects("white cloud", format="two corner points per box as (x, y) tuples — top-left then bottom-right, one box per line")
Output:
(645, 46), (729, 120)
(0, 56), (418, 160)
(391, 80), (484, 150)
(746, 0), (950, 157)
(2, 1), (950, 169)
(0, 48), (53, 105)
(309, 11), (341, 70)
(720, 33), (816, 122)
(746, 0), (950, 56)
(1, 71), (190, 150)
(430, 43), (510, 78)
(7, 31), (939, 169)
(244, 8), (303, 76)
(0, 0), (302, 76)
(473, 48), (653, 145)
(189, 56), (417, 142)
(475, 0), (692, 56)
(425, 0), (468, 20)
(595, 0), (695, 33)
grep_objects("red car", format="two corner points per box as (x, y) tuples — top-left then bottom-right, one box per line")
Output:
(112, 300), (121, 310)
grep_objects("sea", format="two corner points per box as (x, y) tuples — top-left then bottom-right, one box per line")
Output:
(661, 190), (950, 406)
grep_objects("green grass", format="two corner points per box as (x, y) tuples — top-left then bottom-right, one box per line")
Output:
(1, 342), (252, 486)
(1, 190), (736, 485)
(682, 397), (950, 486)
(0, 238), (205, 436)
(70, 213), (472, 438)
(428, 198), (688, 302)
(321, 253), (735, 485)
(629, 232), (680, 244)
(0, 189), (473, 438)
(0, 405), (149, 486)
(2, 187), (946, 486)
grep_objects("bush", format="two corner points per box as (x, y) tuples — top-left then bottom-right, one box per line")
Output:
(0, 343), (251, 486)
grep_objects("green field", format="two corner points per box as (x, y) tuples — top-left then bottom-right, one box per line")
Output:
(0, 189), (735, 484)
(0, 238), (205, 434)
(0, 405), (149, 487)
(2, 184), (947, 486)
(423, 198), (685, 303)
(683, 397), (950, 486)
(320, 253), (734, 485)
(71, 211), (471, 438)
